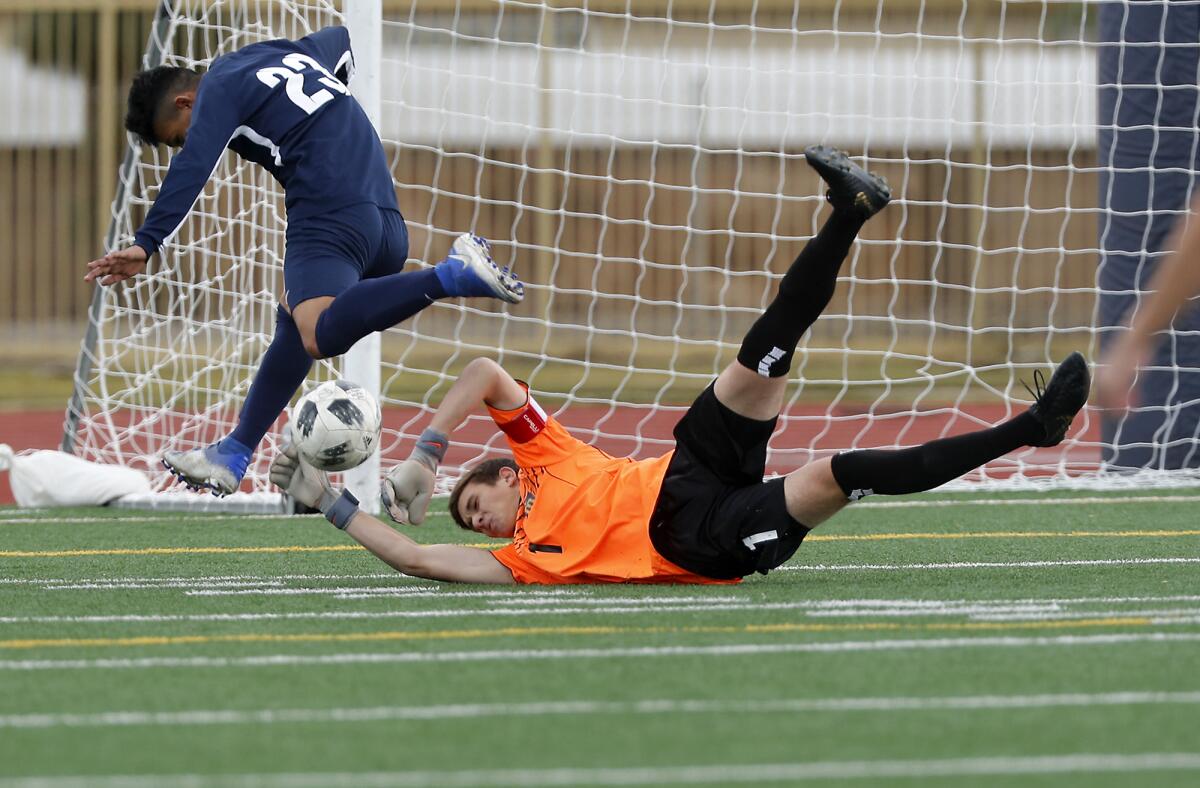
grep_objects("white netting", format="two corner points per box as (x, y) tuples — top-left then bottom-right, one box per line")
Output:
(374, 1), (1112, 489)
(68, 1), (1200, 501)
(67, 0), (344, 499)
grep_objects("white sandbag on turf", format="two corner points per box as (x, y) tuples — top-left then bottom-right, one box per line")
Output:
(0, 444), (151, 507)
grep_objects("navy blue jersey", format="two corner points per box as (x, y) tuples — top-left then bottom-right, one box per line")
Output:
(133, 26), (398, 258)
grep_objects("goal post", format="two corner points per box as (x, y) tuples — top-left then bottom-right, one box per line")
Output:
(341, 0), (383, 511)
(64, 0), (1200, 508)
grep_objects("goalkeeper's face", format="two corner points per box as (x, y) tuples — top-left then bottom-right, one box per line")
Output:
(456, 468), (520, 539)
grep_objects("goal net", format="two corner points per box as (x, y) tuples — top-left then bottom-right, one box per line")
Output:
(65, 0), (347, 511)
(66, 0), (1200, 508)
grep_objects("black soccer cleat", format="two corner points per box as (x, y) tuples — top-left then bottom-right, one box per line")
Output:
(803, 145), (892, 221)
(1025, 351), (1091, 447)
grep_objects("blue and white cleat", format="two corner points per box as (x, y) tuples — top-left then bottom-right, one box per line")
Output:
(435, 233), (525, 304)
(161, 437), (252, 497)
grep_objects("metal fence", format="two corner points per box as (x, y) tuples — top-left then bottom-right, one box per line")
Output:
(0, 1), (160, 354)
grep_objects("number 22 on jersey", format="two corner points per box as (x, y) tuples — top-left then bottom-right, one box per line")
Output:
(255, 53), (348, 114)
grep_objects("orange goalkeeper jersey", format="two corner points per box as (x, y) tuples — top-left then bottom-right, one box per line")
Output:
(486, 389), (738, 585)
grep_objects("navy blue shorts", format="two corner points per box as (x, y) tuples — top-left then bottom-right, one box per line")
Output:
(283, 204), (409, 310)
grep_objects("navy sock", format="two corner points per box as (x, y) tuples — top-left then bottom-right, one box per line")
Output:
(315, 268), (446, 358)
(737, 211), (864, 377)
(229, 305), (313, 450)
(829, 412), (1043, 499)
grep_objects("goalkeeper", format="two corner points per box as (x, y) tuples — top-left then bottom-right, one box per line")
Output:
(271, 146), (1091, 585)
(84, 26), (524, 496)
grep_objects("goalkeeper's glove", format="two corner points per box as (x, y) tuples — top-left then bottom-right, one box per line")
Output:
(269, 428), (359, 529)
(381, 427), (447, 525)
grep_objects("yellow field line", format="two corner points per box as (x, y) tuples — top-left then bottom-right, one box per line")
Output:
(0, 617), (1173, 650)
(4, 528), (1199, 558)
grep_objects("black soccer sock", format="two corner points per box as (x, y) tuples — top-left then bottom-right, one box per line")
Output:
(229, 304), (313, 451)
(829, 412), (1043, 499)
(736, 210), (865, 377)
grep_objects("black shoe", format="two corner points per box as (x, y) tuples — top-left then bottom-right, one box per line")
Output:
(803, 145), (892, 220)
(1025, 351), (1091, 447)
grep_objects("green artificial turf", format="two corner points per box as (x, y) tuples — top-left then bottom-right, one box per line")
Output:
(1, 489), (1199, 787)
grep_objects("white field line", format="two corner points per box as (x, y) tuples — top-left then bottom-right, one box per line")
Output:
(180, 587), (626, 599)
(16, 585), (1193, 606)
(0, 604), (1061, 624)
(181, 589), (741, 600)
(486, 595), (741, 606)
(20, 583), (600, 600)
(497, 597), (1055, 610)
(780, 557), (1200, 571)
(3, 632), (1199, 671)
(17, 576), (1198, 610)
(138, 559), (1200, 586)
(853, 494), (1200, 509)
(3, 691), (1199, 730)
(0, 606), (763, 625)
(792, 595), (1200, 607)
(4, 753), (1200, 787)
(0, 603), (1049, 625)
(6, 596), (1200, 627)
(41, 581), (289, 591)
(3, 494), (1198, 526)
(394, 593), (742, 605)
(0, 601), (758, 625)
(0, 513), (449, 525)
(5, 604), (1200, 627)
(0, 514), (318, 525)
(9, 580), (632, 602)
(804, 604), (1059, 618)
(189, 565), (1200, 597)
(0, 572), (726, 604)
(805, 607), (1200, 623)
(966, 608), (1200, 622)
(0, 574), (403, 586)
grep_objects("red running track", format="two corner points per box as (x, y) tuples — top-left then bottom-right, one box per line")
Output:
(0, 405), (1099, 505)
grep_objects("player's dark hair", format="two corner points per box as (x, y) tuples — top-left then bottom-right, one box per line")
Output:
(448, 458), (519, 531)
(124, 66), (199, 146)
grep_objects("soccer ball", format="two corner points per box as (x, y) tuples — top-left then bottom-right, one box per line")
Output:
(289, 380), (382, 472)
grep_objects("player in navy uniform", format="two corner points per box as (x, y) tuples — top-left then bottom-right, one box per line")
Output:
(84, 26), (524, 495)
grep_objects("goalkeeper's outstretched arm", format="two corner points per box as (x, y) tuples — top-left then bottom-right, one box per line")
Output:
(381, 357), (526, 525)
(341, 510), (515, 583)
(269, 437), (514, 584)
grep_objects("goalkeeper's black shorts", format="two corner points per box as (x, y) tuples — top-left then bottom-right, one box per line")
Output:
(648, 383), (810, 580)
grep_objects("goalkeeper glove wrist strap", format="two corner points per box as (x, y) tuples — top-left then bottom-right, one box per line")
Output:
(411, 427), (450, 471)
(321, 489), (360, 530)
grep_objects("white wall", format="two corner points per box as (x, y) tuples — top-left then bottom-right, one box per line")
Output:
(380, 41), (1097, 150)
(0, 47), (87, 146)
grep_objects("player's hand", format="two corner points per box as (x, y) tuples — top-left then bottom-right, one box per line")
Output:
(269, 431), (334, 509)
(85, 245), (148, 286)
(1095, 333), (1149, 413)
(381, 458), (436, 525)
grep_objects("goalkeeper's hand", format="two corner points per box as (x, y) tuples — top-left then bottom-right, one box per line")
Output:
(381, 458), (436, 525)
(269, 431), (335, 510)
